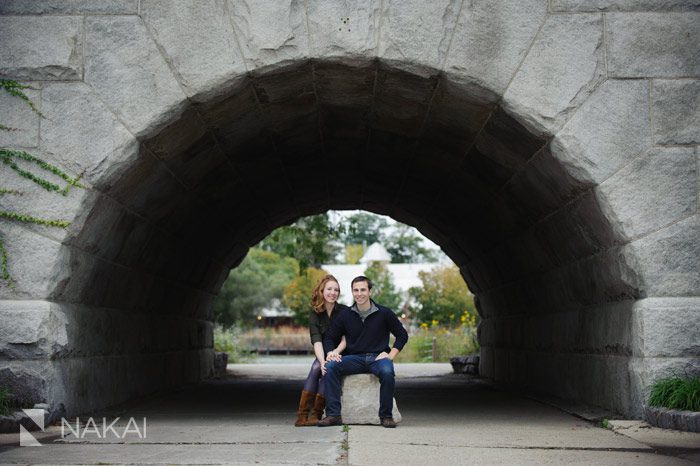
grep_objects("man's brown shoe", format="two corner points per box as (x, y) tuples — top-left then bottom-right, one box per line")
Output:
(317, 416), (343, 427)
(381, 417), (397, 428)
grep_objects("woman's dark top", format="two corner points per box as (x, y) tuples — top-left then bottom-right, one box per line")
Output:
(308, 303), (349, 345)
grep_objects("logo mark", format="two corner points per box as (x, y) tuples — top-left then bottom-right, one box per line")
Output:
(19, 409), (45, 447)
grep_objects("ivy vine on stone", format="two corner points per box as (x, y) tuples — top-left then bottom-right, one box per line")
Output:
(0, 80), (83, 284)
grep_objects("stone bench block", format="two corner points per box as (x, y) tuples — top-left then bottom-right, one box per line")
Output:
(340, 374), (402, 424)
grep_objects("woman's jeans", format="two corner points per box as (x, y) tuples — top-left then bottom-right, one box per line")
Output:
(324, 353), (395, 419)
(302, 358), (325, 396)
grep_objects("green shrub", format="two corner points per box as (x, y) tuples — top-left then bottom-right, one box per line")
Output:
(213, 325), (256, 363)
(395, 325), (478, 363)
(648, 376), (700, 412)
(0, 387), (12, 416)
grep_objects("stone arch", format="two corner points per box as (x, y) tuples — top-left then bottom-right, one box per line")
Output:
(0, 1), (697, 419)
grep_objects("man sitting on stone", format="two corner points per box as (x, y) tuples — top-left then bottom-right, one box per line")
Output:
(318, 275), (409, 428)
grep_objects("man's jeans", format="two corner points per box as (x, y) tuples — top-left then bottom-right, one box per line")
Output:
(324, 353), (395, 419)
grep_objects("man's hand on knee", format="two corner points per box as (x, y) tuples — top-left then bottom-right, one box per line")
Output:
(375, 352), (390, 361)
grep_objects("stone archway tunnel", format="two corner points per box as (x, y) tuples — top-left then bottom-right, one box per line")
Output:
(0, 1), (698, 419)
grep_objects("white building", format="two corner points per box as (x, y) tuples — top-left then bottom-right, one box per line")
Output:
(322, 243), (442, 307)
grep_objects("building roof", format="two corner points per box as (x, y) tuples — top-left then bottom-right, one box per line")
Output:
(359, 242), (392, 263)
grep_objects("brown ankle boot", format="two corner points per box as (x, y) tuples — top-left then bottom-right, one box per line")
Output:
(294, 390), (316, 426)
(306, 394), (325, 425)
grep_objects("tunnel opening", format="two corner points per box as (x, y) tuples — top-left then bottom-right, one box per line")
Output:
(47, 58), (643, 417)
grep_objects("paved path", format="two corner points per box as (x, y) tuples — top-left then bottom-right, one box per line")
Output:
(0, 363), (696, 465)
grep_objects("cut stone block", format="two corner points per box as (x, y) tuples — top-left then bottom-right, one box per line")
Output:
(307, 0), (381, 58)
(0, 0), (138, 14)
(551, 0), (700, 11)
(39, 82), (139, 188)
(606, 12), (700, 77)
(0, 16), (82, 81)
(503, 13), (605, 136)
(84, 16), (187, 138)
(598, 146), (696, 239)
(378, 0), (461, 71)
(141, 0), (247, 101)
(444, 0), (547, 94)
(627, 214), (700, 296)
(652, 79), (700, 145)
(0, 84), (40, 148)
(340, 374), (402, 424)
(228, 0), (309, 69)
(552, 79), (650, 184)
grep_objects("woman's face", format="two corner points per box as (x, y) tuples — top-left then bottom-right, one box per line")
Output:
(322, 280), (340, 305)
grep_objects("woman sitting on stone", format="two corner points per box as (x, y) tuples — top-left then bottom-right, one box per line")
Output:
(294, 274), (348, 426)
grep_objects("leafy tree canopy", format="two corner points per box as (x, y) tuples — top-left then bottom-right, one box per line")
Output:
(258, 213), (345, 271)
(364, 261), (403, 311)
(282, 267), (329, 327)
(409, 265), (476, 326)
(213, 248), (298, 328)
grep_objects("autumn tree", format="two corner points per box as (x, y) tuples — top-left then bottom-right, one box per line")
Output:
(282, 267), (329, 326)
(409, 265), (476, 326)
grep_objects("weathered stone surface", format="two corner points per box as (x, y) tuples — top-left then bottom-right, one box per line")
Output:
(606, 13), (700, 77)
(84, 16), (187, 138)
(141, 0), (247, 102)
(0, 84), (40, 148)
(552, 79), (650, 184)
(444, 0), (547, 94)
(228, 0), (309, 69)
(0, 0), (138, 14)
(0, 16), (82, 81)
(0, 148), (93, 242)
(341, 374), (402, 424)
(0, 364), (48, 406)
(503, 13), (605, 136)
(0, 301), (67, 360)
(628, 214), (700, 296)
(645, 406), (700, 432)
(40, 82), (139, 188)
(598, 147), (696, 239)
(634, 298), (700, 358)
(652, 79), (700, 145)
(0, 223), (63, 300)
(306, 0), (381, 58)
(378, 0), (461, 71)
(551, 0), (700, 11)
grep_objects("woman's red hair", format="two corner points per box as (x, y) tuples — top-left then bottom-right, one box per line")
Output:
(310, 274), (340, 313)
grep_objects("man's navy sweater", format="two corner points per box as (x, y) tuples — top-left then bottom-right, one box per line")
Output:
(323, 301), (409, 355)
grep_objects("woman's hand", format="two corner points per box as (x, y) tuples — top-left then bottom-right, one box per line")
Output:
(320, 360), (327, 376)
(327, 350), (342, 362)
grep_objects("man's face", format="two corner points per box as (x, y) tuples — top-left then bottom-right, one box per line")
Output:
(352, 280), (371, 306)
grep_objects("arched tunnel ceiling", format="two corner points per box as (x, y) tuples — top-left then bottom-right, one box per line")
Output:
(58, 59), (640, 320)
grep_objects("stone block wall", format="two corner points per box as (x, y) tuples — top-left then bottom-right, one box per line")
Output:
(0, 0), (697, 418)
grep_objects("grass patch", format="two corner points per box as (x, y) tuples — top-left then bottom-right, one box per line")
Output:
(648, 376), (700, 412)
(599, 418), (609, 429)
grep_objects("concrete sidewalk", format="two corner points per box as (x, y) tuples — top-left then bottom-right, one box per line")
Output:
(0, 363), (697, 465)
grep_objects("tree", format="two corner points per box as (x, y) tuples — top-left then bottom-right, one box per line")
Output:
(259, 213), (345, 271)
(213, 248), (298, 328)
(385, 224), (439, 263)
(282, 267), (329, 326)
(343, 212), (389, 246)
(364, 261), (403, 311)
(409, 265), (476, 326)
(345, 244), (364, 264)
